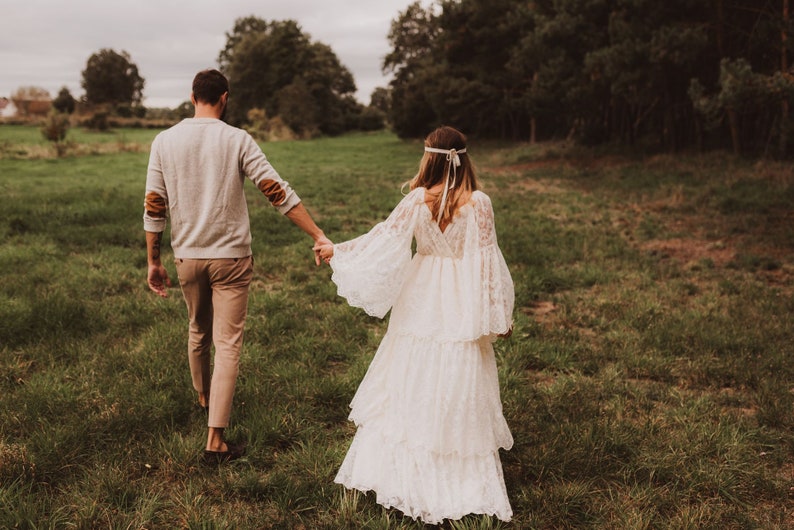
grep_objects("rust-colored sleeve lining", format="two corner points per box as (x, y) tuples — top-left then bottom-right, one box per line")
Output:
(145, 192), (167, 218)
(257, 179), (287, 206)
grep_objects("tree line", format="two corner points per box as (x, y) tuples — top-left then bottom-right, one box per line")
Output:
(384, 0), (794, 156)
(9, 19), (385, 139)
(11, 3), (791, 156)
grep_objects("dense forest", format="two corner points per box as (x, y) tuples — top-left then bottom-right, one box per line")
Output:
(385, 0), (794, 156)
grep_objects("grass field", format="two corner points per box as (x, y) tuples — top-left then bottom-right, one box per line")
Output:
(0, 124), (792, 529)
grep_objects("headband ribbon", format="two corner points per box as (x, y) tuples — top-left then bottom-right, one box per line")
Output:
(424, 146), (466, 223)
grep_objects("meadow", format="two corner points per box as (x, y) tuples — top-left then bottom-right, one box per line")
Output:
(0, 125), (792, 529)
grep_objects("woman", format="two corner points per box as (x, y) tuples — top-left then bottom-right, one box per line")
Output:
(317, 125), (514, 524)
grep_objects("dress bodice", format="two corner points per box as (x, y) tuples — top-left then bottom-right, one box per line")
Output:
(414, 202), (470, 259)
(329, 187), (514, 341)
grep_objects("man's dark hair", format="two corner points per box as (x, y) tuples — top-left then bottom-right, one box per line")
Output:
(192, 69), (229, 105)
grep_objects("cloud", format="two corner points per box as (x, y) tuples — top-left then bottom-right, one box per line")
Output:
(0, 0), (415, 107)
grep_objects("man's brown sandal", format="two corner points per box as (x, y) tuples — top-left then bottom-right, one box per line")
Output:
(201, 442), (245, 465)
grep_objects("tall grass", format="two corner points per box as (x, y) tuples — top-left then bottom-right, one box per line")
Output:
(0, 126), (792, 528)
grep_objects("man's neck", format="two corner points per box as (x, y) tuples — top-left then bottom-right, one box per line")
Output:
(193, 106), (222, 119)
(192, 99), (224, 119)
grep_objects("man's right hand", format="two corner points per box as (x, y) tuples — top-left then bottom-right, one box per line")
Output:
(147, 263), (172, 297)
(312, 236), (333, 266)
(314, 243), (334, 265)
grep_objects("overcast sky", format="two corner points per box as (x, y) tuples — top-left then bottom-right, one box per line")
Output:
(0, 0), (422, 108)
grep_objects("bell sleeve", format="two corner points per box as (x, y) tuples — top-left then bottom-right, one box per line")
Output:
(471, 192), (515, 337)
(329, 189), (422, 318)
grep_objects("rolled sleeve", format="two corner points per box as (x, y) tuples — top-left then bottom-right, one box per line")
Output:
(143, 211), (167, 233)
(143, 135), (169, 232)
(274, 189), (301, 214)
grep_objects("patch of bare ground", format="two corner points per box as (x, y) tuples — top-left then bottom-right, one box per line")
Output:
(520, 299), (599, 339)
(527, 371), (557, 388)
(640, 238), (736, 268)
(638, 215), (793, 292)
(616, 191), (792, 292)
(520, 300), (567, 332)
(521, 300), (558, 321)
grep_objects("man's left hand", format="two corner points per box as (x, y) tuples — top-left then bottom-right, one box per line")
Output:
(147, 264), (172, 297)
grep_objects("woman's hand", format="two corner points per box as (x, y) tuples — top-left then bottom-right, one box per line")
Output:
(312, 236), (333, 266)
(314, 243), (334, 264)
(498, 327), (513, 339)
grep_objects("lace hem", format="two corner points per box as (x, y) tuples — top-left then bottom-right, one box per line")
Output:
(335, 425), (512, 524)
(330, 238), (412, 319)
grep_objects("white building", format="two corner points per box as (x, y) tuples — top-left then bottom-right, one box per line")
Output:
(0, 97), (17, 118)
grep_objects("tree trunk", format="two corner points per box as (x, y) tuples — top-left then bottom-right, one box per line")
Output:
(695, 114), (703, 152)
(781, 0), (790, 157)
(716, 0), (725, 54)
(728, 108), (741, 155)
(716, 0), (740, 154)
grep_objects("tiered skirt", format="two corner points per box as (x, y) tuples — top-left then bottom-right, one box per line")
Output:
(334, 332), (513, 524)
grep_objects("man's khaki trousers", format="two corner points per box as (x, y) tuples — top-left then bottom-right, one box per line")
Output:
(175, 256), (253, 428)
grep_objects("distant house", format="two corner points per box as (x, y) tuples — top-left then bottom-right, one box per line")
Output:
(0, 97), (15, 118)
(27, 99), (51, 116)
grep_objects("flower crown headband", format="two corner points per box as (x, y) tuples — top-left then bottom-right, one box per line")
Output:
(424, 146), (467, 223)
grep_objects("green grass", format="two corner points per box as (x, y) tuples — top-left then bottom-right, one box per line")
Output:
(0, 126), (792, 528)
(0, 124), (160, 158)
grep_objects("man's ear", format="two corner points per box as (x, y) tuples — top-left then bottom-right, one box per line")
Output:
(190, 92), (197, 106)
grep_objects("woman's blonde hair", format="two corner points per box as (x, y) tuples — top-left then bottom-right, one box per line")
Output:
(407, 126), (479, 228)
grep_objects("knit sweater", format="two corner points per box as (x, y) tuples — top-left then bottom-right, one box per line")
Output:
(143, 118), (301, 259)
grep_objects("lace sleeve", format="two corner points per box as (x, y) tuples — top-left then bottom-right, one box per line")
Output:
(471, 192), (514, 336)
(330, 189), (422, 318)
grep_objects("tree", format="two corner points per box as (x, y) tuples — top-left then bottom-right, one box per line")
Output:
(174, 100), (193, 120)
(218, 17), (359, 136)
(370, 87), (391, 115)
(52, 87), (76, 114)
(383, 2), (441, 137)
(690, 58), (794, 156)
(10, 86), (51, 117)
(357, 106), (386, 131)
(385, 0), (533, 139)
(81, 49), (145, 112)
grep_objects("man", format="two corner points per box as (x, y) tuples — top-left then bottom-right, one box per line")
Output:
(143, 69), (330, 464)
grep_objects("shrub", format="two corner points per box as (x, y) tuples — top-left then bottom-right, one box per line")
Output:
(40, 111), (71, 157)
(84, 111), (110, 131)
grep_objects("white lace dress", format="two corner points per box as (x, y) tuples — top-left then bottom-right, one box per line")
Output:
(330, 187), (515, 525)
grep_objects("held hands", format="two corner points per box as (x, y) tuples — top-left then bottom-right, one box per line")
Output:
(313, 242), (334, 265)
(312, 237), (334, 266)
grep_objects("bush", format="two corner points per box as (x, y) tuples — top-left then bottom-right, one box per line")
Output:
(40, 111), (71, 157)
(52, 87), (76, 115)
(245, 108), (298, 142)
(84, 111), (110, 131)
